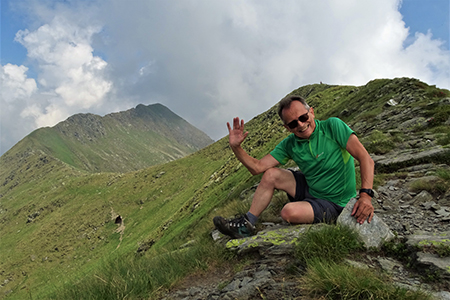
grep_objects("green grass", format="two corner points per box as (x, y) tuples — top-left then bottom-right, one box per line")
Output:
(51, 235), (229, 300)
(362, 130), (396, 154)
(296, 226), (432, 300)
(295, 224), (365, 263)
(409, 168), (450, 195)
(301, 259), (431, 300)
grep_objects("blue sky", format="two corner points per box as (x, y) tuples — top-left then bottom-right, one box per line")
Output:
(1, 0), (450, 155)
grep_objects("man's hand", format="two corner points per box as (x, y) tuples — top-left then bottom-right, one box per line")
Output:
(227, 117), (249, 149)
(351, 194), (374, 224)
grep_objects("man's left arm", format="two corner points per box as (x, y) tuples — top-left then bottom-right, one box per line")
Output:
(346, 133), (375, 224)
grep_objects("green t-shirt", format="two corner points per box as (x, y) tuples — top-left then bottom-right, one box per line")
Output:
(270, 118), (356, 207)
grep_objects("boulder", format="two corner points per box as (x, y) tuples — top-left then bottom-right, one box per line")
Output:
(337, 198), (395, 249)
(224, 224), (312, 255)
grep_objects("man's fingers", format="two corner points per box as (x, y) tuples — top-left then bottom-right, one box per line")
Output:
(367, 212), (373, 223)
(233, 117), (241, 129)
(356, 208), (374, 224)
(351, 202), (359, 216)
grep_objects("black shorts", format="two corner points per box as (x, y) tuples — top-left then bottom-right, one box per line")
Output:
(287, 170), (344, 224)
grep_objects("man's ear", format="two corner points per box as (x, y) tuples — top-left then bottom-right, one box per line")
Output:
(310, 107), (315, 117)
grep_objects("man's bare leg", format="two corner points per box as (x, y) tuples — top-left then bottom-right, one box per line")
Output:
(248, 168), (315, 224)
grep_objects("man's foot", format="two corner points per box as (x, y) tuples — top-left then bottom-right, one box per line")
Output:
(213, 215), (256, 239)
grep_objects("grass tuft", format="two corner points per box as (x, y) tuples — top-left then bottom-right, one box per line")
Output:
(50, 235), (229, 299)
(301, 259), (431, 300)
(295, 224), (364, 263)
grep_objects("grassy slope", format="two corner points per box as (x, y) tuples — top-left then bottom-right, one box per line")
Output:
(0, 78), (449, 299)
(4, 103), (213, 174)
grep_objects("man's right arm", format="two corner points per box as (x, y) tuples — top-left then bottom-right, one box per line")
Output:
(228, 117), (279, 175)
(231, 145), (279, 175)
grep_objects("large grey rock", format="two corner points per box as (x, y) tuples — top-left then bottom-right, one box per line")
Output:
(406, 231), (450, 247)
(224, 224), (312, 255)
(374, 146), (450, 169)
(337, 198), (395, 249)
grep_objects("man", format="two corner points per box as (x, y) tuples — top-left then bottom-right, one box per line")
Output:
(213, 95), (375, 239)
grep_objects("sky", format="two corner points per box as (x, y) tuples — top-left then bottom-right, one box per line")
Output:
(1, 0), (449, 156)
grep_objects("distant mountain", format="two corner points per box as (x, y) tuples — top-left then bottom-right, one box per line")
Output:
(2, 103), (213, 173)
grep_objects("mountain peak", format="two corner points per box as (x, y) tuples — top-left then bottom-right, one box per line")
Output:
(3, 103), (213, 173)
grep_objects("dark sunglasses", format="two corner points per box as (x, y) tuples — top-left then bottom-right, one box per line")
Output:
(286, 111), (309, 129)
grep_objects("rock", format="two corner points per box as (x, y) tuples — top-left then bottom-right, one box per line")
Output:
(406, 231), (450, 248)
(406, 231), (450, 279)
(337, 198), (395, 249)
(386, 99), (398, 107)
(435, 208), (450, 218)
(377, 257), (403, 273)
(225, 224), (311, 255)
(416, 252), (450, 279)
(433, 291), (450, 300)
(374, 147), (450, 172)
(411, 190), (434, 205)
(422, 201), (437, 210)
(398, 117), (427, 131)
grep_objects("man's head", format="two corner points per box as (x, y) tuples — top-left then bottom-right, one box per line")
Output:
(278, 95), (316, 139)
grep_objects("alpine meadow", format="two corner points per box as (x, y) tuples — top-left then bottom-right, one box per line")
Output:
(1, 77), (450, 299)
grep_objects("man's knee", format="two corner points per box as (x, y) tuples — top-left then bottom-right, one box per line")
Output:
(260, 168), (280, 184)
(280, 202), (314, 224)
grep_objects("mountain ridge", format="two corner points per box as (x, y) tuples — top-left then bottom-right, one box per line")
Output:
(2, 103), (213, 173)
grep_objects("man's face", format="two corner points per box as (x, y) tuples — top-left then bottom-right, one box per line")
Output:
(282, 101), (316, 139)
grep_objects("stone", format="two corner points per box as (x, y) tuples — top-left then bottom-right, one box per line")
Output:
(422, 201), (437, 210)
(416, 252), (450, 278)
(377, 257), (403, 273)
(435, 208), (450, 218)
(433, 291), (450, 300)
(337, 198), (395, 249)
(406, 231), (450, 248)
(386, 99), (398, 106)
(374, 147), (450, 170)
(411, 190), (434, 205)
(225, 224), (311, 255)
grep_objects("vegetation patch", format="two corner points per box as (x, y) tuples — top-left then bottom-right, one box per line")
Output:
(301, 259), (431, 300)
(297, 228), (432, 299)
(362, 130), (396, 154)
(295, 224), (365, 263)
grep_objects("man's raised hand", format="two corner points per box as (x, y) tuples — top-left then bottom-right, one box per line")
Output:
(227, 117), (249, 149)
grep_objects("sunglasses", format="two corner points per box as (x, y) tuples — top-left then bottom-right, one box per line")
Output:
(286, 111), (309, 129)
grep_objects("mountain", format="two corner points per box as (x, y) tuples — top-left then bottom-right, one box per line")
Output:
(0, 77), (449, 299)
(1, 103), (213, 173)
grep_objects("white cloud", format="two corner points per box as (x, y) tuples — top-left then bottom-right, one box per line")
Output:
(1, 64), (37, 100)
(1, 0), (449, 155)
(1, 64), (37, 153)
(15, 16), (112, 109)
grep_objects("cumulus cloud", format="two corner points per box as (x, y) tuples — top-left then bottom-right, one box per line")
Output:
(1, 13), (112, 153)
(15, 16), (112, 109)
(1, 0), (449, 155)
(1, 64), (37, 153)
